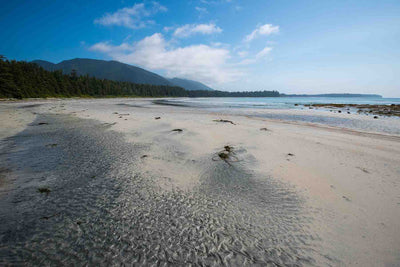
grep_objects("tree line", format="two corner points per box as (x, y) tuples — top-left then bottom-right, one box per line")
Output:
(0, 57), (280, 99)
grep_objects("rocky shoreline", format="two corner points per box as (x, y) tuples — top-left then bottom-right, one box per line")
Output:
(303, 103), (400, 117)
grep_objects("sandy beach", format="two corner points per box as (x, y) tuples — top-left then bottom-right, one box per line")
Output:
(1, 98), (400, 266)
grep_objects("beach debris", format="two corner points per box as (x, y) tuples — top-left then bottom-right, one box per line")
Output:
(342, 196), (351, 202)
(119, 113), (130, 116)
(213, 119), (236, 125)
(338, 110), (342, 113)
(102, 122), (117, 126)
(155, 117), (161, 120)
(373, 116), (378, 119)
(294, 104), (299, 106)
(37, 122), (48, 125)
(141, 155), (148, 159)
(76, 221), (83, 225)
(212, 145), (239, 166)
(45, 143), (58, 148)
(38, 187), (51, 195)
(260, 127), (269, 131)
(113, 112), (118, 114)
(172, 129), (183, 132)
(356, 167), (370, 174)
(287, 153), (295, 156)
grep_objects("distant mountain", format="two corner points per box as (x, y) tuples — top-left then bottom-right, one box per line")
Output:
(168, 78), (214, 91)
(32, 58), (214, 90)
(32, 58), (173, 86)
(282, 93), (382, 98)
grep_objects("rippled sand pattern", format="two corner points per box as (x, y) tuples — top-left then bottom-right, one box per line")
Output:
(0, 114), (332, 266)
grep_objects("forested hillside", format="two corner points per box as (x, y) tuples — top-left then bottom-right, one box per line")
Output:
(0, 58), (186, 98)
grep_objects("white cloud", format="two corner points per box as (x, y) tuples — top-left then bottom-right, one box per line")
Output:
(245, 24), (279, 42)
(256, 46), (272, 59)
(195, 6), (208, 14)
(173, 23), (222, 38)
(235, 46), (272, 65)
(90, 33), (241, 84)
(94, 2), (167, 29)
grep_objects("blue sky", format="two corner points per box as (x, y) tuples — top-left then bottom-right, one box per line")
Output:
(1, 0), (399, 97)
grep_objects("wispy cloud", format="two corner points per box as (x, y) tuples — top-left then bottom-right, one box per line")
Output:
(245, 24), (279, 42)
(256, 46), (272, 59)
(195, 6), (208, 17)
(90, 33), (241, 84)
(94, 2), (167, 29)
(173, 23), (222, 38)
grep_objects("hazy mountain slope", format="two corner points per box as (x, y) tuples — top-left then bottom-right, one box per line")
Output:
(32, 58), (173, 86)
(168, 78), (214, 91)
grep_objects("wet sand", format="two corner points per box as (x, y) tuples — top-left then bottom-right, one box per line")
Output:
(1, 98), (400, 266)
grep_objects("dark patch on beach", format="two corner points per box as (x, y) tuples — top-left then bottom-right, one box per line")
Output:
(116, 103), (148, 108)
(213, 119), (236, 125)
(172, 128), (183, 132)
(342, 196), (351, 202)
(19, 104), (42, 109)
(212, 145), (240, 166)
(356, 167), (370, 174)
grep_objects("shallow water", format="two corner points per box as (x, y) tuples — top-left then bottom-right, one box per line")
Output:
(0, 114), (334, 265)
(154, 98), (400, 135)
(160, 96), (400, 109)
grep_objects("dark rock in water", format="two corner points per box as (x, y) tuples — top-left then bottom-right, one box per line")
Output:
(347, 112), (350, 114)
(374, 116), (378, 119)
(172, 129), (183, 132)
(338, 110), (342, 113)
(45, 144), (58, 148)
(294, 104), (299, 106)
(38, 187), (51, 195)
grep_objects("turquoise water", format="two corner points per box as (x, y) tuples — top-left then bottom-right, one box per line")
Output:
(166, 96), (400, 109)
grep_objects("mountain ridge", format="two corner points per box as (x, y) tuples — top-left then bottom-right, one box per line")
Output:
(32, 58), (214, 91)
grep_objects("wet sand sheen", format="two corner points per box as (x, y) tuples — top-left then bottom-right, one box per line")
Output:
(0, 114), (331, 265)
